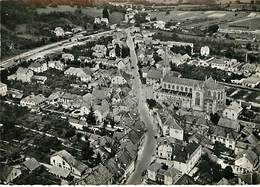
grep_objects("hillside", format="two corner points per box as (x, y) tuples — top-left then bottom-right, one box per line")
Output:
(21, 0), (258, 7)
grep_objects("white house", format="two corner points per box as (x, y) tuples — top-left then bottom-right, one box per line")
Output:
(0, 165), (22, 184)
(50, 150), (89, 178)
(158, 115), (184, 141)
(156, 138), (202, 174)
(48, 60), (65, 71)
(9, 67), (34, 83)
(223, 101), (243, 120)
(29, 61), (48, 73)
(54, 27), (65, 37)
(210, 58), (228, 70)
(0, 82), (7, 96)
(234, 150), (259, 174)
(208, 126), (237, 150)
(147, 162), (182, 185)
(64, 67), (91, 82)
(111, 74), (127, 85)
(20, 94), (47, 109)
(62, 53), (75, 62)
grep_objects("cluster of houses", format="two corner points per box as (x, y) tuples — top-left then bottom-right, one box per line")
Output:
(144, 96), (260, 184)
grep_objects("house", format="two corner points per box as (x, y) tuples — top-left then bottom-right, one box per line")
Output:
(48, 60), (65, 71)
(68, 118), (87, 130)
(234, 150), (259, 174)
(111, 72), (127, 85)
(10, 67), (34, 83)
(188, 133), (214, 150)
(29, 61), (48, 73)
(147, 162), (182, 185)
(174, 173), (197, 184)
(158, 114), (184, 141)
(0, 82), (7, 96)
(32, 75), (47, 84)
(0, 165), (22, 184)
(92, 45), (107, 58)
(62, 53), (74, 62)
(64, 67), (91, 82)
(50, 150), (89, 178)
(208, 126), (238, 150)
(76, 164), (113, 185)
(22, 158), (41, 173)
(210, 58), (228, 70)
(7, 89), (23, 100)
(54, 27), (65, 37)
(217, 177), (230, 185)
(238, 172), (260, 184)
(223, 101), (243, 120)
(115, 149), (135, 181)
(241, 75), (260, 88)
(156, 137), (202, 174)
(20, 94), (47, 109)
(217, 117), (240, 132)
(146, 69), (163, 89)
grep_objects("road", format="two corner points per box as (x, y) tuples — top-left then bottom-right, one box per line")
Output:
(0, 30), (114, 70)
(125, 29), (157, 184)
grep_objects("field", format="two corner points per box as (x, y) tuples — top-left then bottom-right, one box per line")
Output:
(228, 17), (260, 30)
(36, 6), (124, 24)
(148, 9), (259, 30)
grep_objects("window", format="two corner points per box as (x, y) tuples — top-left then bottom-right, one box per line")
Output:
(164, 83), (166, 88)
(181, 86), (183, 91)
(176, 86), (179, 90)
(172, 85), (175, 90)
(190, 88), (192, 92)
(168, 84), (170, 89)
(63, 161), (65, 165)
(195, 92), (200, 106)
(185, 87), (188, 92)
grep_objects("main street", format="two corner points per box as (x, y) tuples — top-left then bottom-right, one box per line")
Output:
(126, 29), (157, 184)
(0, 30), (114, 70)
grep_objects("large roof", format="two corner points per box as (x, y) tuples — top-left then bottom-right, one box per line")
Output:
(163, 75), (201, 87)
(147, 69), (163, 80)
(52, 150), (88, 173)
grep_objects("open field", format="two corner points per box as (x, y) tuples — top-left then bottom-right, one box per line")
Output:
(36, 6), (124, 24)
(148, 10), (259, 30)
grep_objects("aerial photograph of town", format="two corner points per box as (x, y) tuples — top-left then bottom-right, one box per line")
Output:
(0, 0), (259, 185)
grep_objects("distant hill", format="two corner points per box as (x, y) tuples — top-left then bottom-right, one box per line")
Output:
(21, 0), (258, 7)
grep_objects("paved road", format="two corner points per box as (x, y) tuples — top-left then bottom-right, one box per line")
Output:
(125, 29), (157, 184)
(0, 30), (114, 70)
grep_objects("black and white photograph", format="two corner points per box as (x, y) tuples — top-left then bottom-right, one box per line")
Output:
(0, 0), (260, 185)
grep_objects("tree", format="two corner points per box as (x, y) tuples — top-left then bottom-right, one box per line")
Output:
(208, 24), (219, 34)
(115, 44), (121, 57)
(81, 140), (94, 160)
(96, 152), (102, 164)
(147, 99), (157, 109)
(65, 129), (76, 138)
(223, 166), (234, 179)
(210, 113), (220, 125)
(121, 46), (130, 58)
(246, 43), (252, 51)
(86, 107), (96, 126)
(102, 7), (109, 19)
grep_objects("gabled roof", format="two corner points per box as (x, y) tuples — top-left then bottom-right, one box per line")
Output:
(217, 117), (240, 131)
(236, 150), (258, 166)
(217, 177), (230, 185)
(22, 158), (41, 172)
(16, 67), (32, 75)
(163, 115), (182, 131)
(52, 150), (88, 173)
(147, 69), (163, 80)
